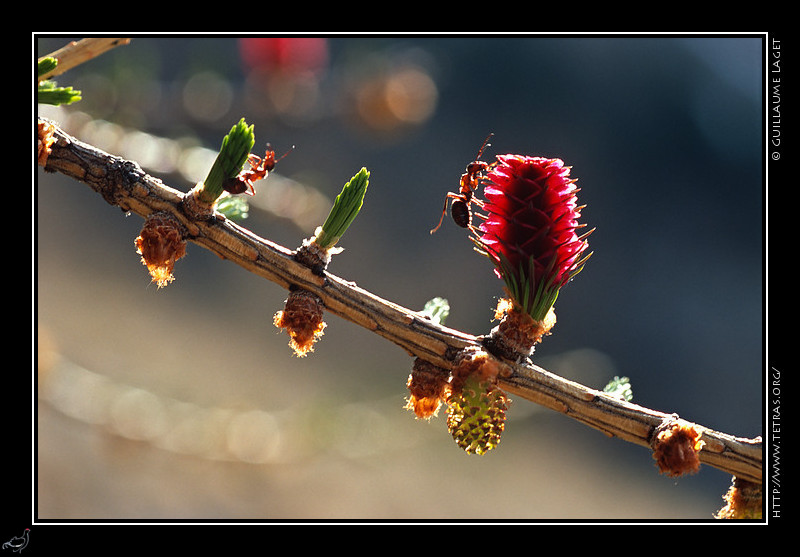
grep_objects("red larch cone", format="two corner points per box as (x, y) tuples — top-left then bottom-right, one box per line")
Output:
(472, 154), (592, 355)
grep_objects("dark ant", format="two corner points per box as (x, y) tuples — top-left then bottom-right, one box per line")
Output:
(223, 144), (294, 196)
(430, 133), (496, 234)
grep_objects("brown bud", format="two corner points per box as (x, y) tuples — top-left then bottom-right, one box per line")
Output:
(651, 416), (705, 477)
(404, 358), (450, 419)
(134, 213), (186, 288)
(715, 477), (762, 519)
(38, 120), (57, 167)
(273, 289), (326, 357)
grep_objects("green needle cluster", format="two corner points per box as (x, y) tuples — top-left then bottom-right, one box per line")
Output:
(37, 58), (82, 106)
(314, 167), (370, 249)
(201, 119), (255, 204)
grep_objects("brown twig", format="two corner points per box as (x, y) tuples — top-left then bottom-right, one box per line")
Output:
(37, 118), (763, 484)
(37, 38), (131, 82)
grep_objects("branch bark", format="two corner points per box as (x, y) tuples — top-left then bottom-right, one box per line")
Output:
(38, 118), (763, 484)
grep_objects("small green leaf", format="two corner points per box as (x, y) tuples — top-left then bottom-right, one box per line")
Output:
(603, 376), (633, 402)
(215, 195), (249, 220)
(314, 167), (369, 249)
(420, 297), (450, 326)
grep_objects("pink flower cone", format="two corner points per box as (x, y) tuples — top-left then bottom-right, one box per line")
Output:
(474, 154), (592, 324)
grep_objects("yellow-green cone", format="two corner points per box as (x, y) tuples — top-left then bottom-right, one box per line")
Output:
(446, 374), (509, 455)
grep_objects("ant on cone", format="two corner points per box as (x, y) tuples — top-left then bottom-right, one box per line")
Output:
(430, 134), (496, 234)
(223, 144), (294, 196)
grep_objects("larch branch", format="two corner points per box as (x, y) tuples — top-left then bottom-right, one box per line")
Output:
(37, 118), (763, 485)
(37, 38), (131, 82)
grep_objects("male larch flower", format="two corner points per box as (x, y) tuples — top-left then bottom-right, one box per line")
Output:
(273, 289), (327, 357)
(473, 154), (592, 355)
(405, 358), (450, 419)
(651, 417), (706, 478)
(135, 213), (187, 288)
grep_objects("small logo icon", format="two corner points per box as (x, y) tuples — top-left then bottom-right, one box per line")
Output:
(2, 529), (29, 553)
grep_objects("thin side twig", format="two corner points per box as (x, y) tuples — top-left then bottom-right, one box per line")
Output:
(37, 38), (131, 82)
(38, 118), (763, 484)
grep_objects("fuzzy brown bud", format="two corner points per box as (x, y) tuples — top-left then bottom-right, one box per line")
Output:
(651, 416), (705, 477)
(715, 477), (762, 519)
(404, 358), (450, 419)
(273, 289), (326, 357)
(134, 213), (187, 288)
(38, 120), (57, 167)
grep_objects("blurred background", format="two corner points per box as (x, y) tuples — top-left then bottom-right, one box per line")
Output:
(35, 35), (763, 521)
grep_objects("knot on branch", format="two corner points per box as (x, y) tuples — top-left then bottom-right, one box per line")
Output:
(103, 155), (143, 201)
(182, 184), (218, 221)
(482, 298), (556, 361)
(294, 238), (334, 277)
